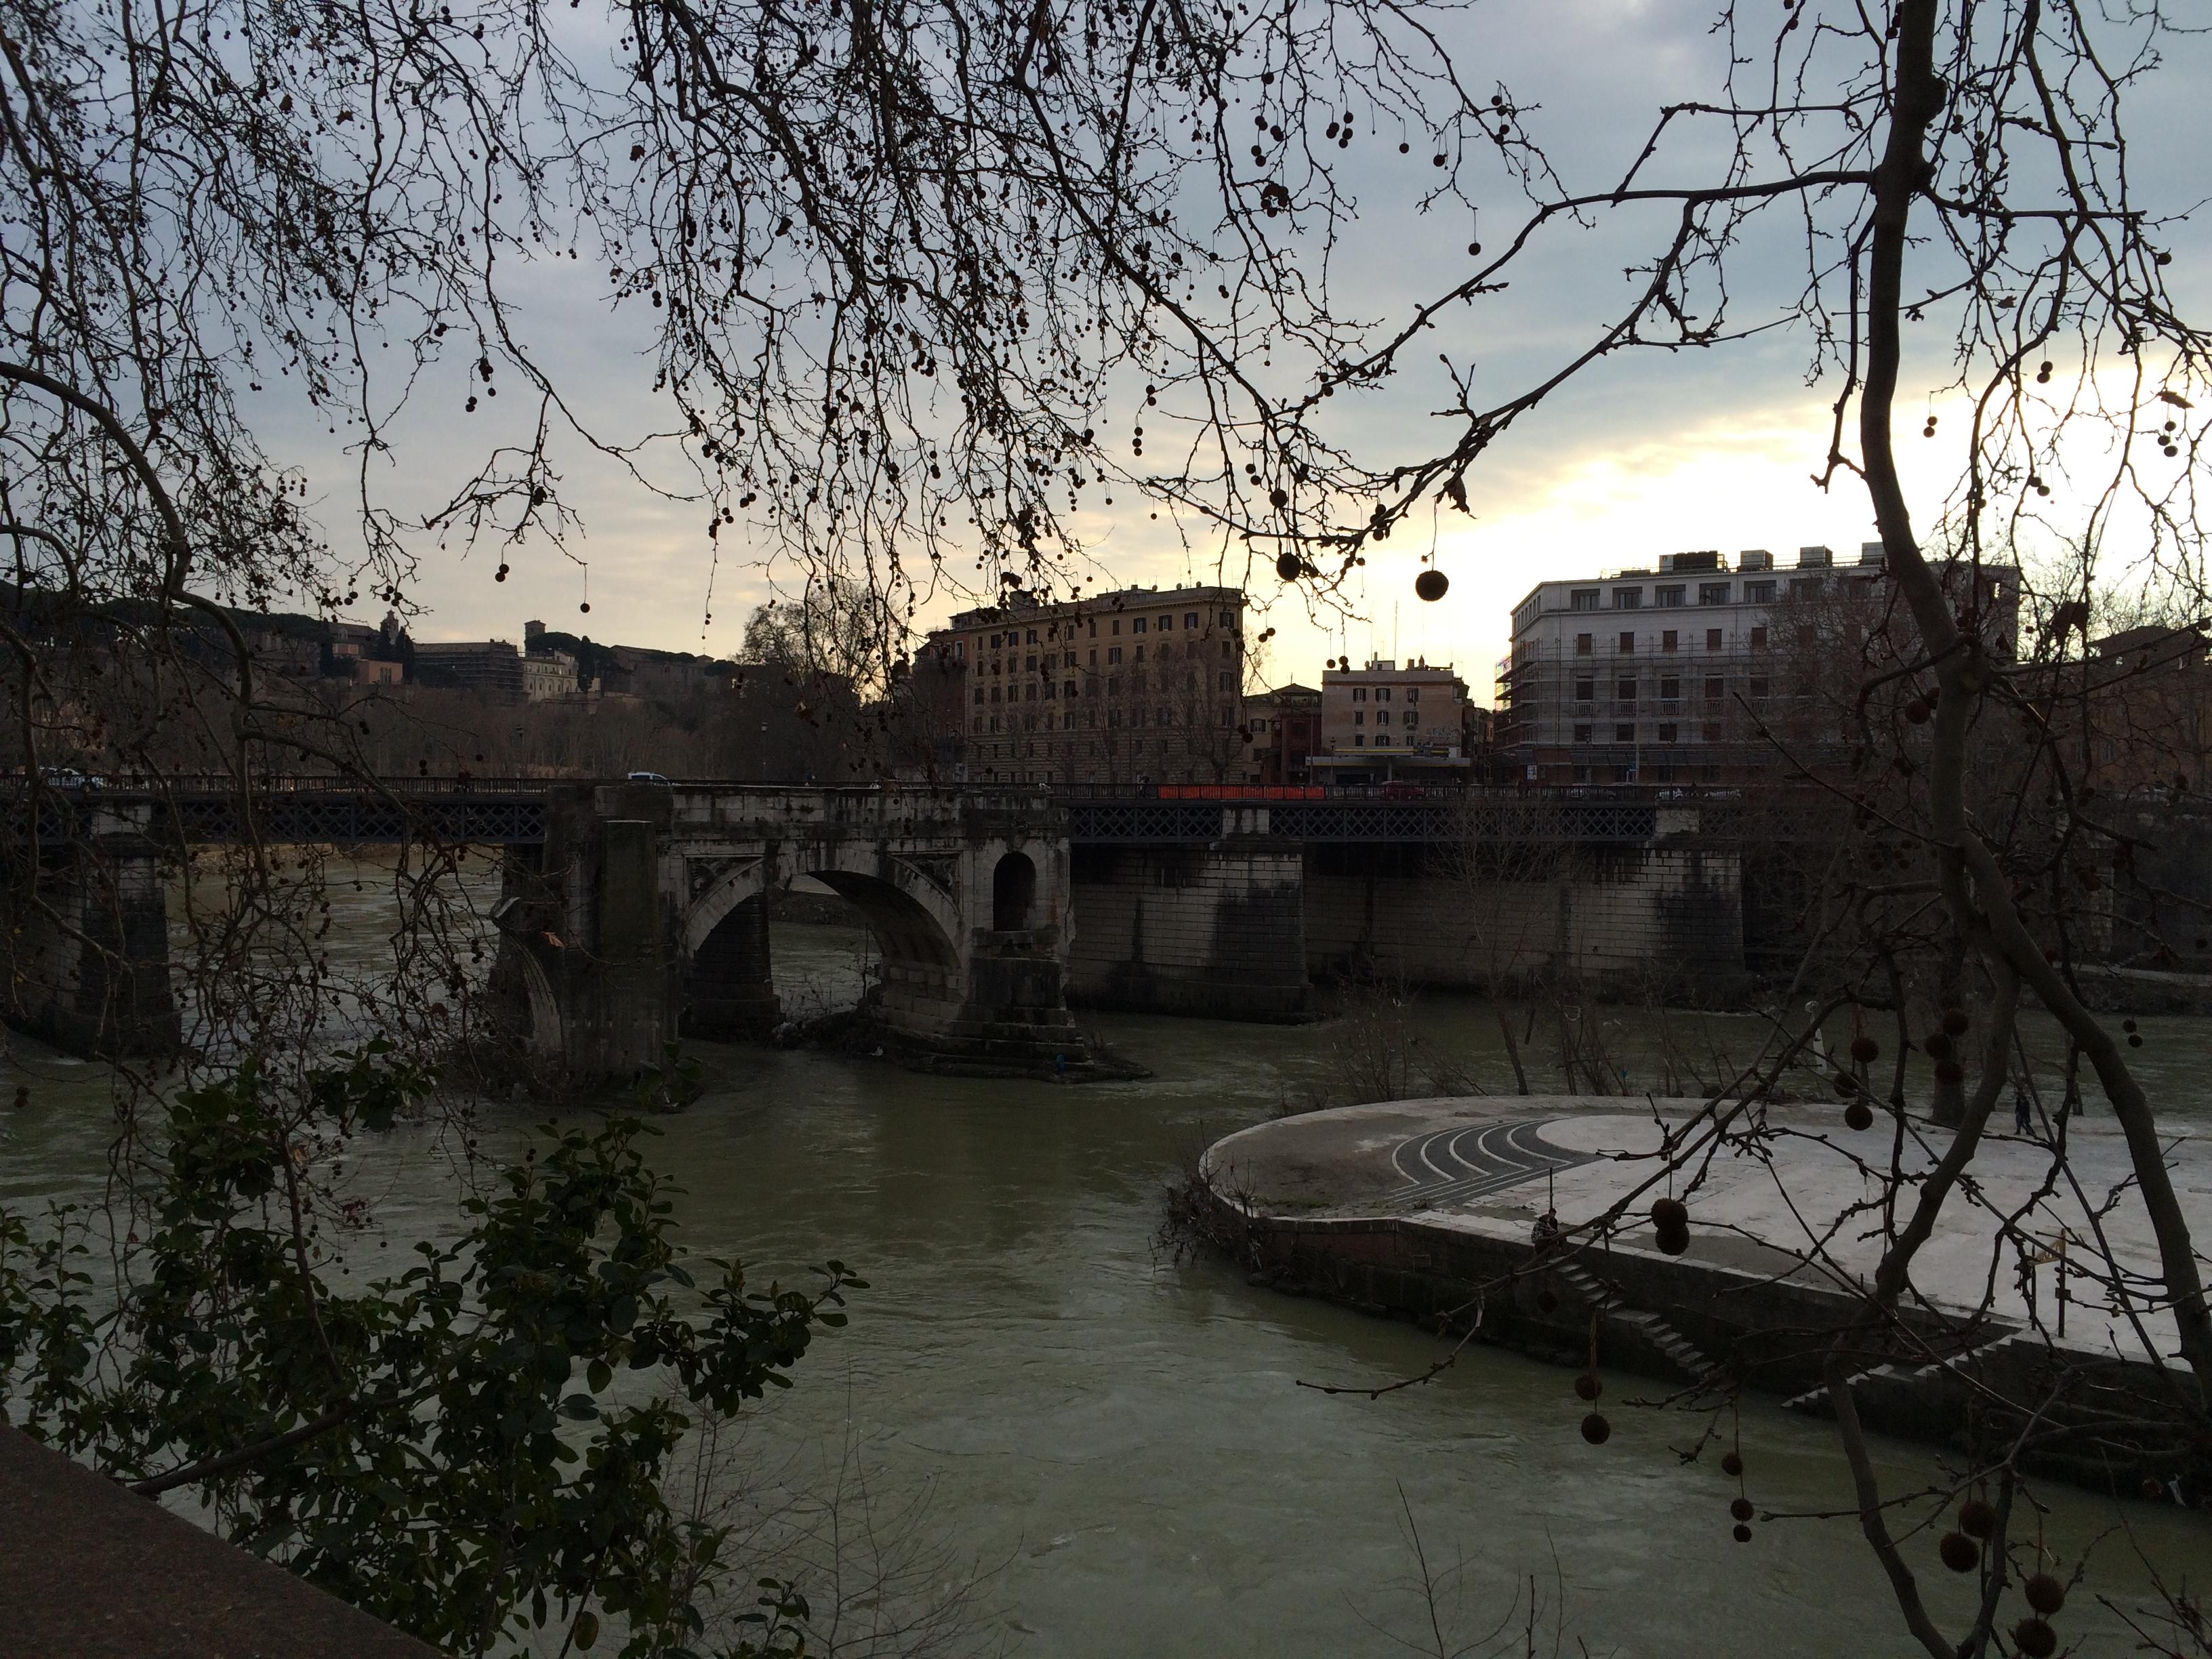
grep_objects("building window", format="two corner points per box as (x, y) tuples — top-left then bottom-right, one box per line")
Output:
(1401, 710), (1417, 727)
(1353, 710), (1364, 726)
(1111, 619), (1122, 635)
(1353, 733), (1365, 747)
(1184, 613), (1198, 630)
(1218, 672), (1232, 691)
(1569, 588), (1601, 611)
(1576, 633), (1593, 655)
(1706, 628), (1723, 651)
(1746, 581), (1776, 604)
(1132, 617), (1147, 634)
(1353, 687), (1366, 702)
(1703, 722), (1722, 741)
(1406, 687), (1420, 703)
(1378, 687), (1393, 703)
(1027, 630), (1038, 644)
(1704, 676), (1724, 699)
(1662, 630), (1678, 652)
(1660, 676), (1680, 700)
(1618, 678), (1637, 701)
(1108, 646), (1122, 665)
(1658, 723), (1678, 742)
(1574, 677), (1594, 701)
(1158, 615), (1172, 632)
(1656, 586), (1685, 607)
(1573, 724), (1593, 743)
(1749, 678), (1770, 699)
(1789, 578), (1822, 601)
(1614, 588), (1642, 609)
(1750, 626), (1769, 650)
(1698, 583), (1730, 605)
(1025, 654), (1036, 671)
(1064, 680), (1077, 698)
(974, 689), (985, 705)
(1616, 724), (1635, 742)
(1618, 631), (1635, 653)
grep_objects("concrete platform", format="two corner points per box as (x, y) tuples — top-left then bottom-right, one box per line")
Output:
(1204, 1094), (2209, 1363)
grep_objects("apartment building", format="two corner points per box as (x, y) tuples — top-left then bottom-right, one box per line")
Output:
(924, 584), (1246, 784)
(1311, 658), (1474, 783)
(1238, 683), (1322, 784)
(1496, 544), (2020, 785)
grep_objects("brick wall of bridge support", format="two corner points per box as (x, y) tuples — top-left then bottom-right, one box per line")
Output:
(1302, 841), (1748, 996)
(1066, 840), (1311, 1019)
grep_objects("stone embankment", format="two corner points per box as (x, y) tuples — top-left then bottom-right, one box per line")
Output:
(1199, 1097), (2209, 1499)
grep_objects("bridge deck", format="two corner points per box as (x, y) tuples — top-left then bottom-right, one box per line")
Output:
(1, 780), (1769, 848)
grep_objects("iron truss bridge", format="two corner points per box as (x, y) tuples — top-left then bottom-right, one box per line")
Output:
(1059, 797), (1666, 844)
(3, 781), (548, 848)
(5, 781), (1767, 850)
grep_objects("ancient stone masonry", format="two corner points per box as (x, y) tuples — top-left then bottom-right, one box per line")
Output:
(1066, 804), (1749, 1011)
(1, 798), (178, 1057)
(1067, 838), (1311, 1019)
(489, 783), (1092, 1082)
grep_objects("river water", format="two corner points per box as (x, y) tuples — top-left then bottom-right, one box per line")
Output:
(3, 885), (2208, 1657)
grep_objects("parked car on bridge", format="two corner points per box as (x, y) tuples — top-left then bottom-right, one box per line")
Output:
(626, 771), (672, 787)
(38, 766), (104, 791)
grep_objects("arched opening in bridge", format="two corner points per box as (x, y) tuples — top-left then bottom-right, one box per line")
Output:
(991, 851), (1036, 932)
(684, 865), (962, 1038)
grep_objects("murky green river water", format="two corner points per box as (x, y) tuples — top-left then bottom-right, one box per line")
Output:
(2, 872), (2207, 1656)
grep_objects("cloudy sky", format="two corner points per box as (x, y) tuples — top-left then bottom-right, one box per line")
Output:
(286, 0), (2212, 700)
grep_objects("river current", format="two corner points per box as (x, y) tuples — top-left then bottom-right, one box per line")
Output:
(3, 878), (2208, 1657)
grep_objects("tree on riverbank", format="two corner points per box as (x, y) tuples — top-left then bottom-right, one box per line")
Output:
(1, 1051), (862, 1657)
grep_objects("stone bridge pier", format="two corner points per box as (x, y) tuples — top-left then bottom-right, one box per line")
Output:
(491, 783), (1090, 1082)
(1, 802), (179, 1058)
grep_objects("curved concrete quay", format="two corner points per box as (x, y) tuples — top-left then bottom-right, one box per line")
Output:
(1201, 1096), (2211, 1494)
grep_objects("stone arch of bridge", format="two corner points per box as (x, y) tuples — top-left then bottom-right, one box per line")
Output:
(681, 844), (965, 990)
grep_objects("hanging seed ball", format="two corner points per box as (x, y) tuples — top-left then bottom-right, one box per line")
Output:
(2023, 1574), (2066, 1616)
(1834, 1071), (1860, 1096)
(1721, 1451), (1744, 1477)
(1574, 1372), (1603, 1402)
(2123, 1018), (2138, 1033)
(1535, 1286), (1559, 1314)
(2129, 1033), (2144, 1048)
(1934, 1059), (1965, 1086)
(1729, 1496), (1754, 1523)
(1580, 1412), (1612, 1446)
(1924, 1031), (1954, 1061)
(1845, 1102), (1875, 1132)
(1652, 1197), (1688, 1229)
(1415, 568), (1450, 602)
(1939, 1532), (1981, 1573)
(1656, 1225), (1690, 1257)
(1850, 1035), (1880, 1064)
(1275, 552), (1302, 581)
(1905, 698), (1931, 724)
(1959, 1497), (1997, 1539)
(579, 601), (591, 613)
(1942, 1008), (1971, 1037)
(2011, 1618), (2058, 1659)
(10, 1084), (27, 1109)
(1732, 1523), (1753, 1543)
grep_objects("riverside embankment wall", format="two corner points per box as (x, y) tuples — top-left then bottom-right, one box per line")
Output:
(1205, 1196), (2184, 1496)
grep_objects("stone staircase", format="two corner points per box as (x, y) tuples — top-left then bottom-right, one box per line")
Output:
(1551, 1255), (1725, 1388)
(1780, 1330), (2036, 1434)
